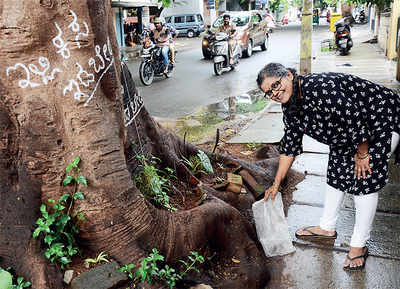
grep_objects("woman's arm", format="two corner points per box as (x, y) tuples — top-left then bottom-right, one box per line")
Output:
(354, 140), (372, 179)
(264, 154), (295, 201)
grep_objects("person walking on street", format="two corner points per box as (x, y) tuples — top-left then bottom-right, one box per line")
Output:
(257, 62), (400, 271)
(218, 14), (237, 65)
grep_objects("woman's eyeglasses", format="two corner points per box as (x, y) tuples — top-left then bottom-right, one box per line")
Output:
(264, 76), (284, 98)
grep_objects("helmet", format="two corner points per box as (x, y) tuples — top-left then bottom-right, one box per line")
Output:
(153, 17), (165, 25)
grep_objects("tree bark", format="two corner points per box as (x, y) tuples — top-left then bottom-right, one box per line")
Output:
(0, 1), (302, 288)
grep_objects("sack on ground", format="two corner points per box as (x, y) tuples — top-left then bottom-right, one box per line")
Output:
(252, 193), (295, 257)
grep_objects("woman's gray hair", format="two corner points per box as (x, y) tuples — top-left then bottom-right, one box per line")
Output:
(256, 63), (296, 88)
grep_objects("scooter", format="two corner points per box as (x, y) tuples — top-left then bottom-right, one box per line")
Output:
(335, 17), (353, 56)
(212, 32), (241, 76)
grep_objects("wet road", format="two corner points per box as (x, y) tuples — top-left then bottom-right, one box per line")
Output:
(126, 23), (305, 118)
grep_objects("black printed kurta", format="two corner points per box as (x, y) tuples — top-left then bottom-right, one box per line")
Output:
(279, 72), (400, 195)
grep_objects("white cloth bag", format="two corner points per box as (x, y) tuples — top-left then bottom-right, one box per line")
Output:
(252, 192), (295, 257)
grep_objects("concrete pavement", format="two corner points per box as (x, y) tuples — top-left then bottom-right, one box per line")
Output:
(227, 24), (400, 288)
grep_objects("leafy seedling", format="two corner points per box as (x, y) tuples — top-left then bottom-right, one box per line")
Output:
(84, 251), (110, 266)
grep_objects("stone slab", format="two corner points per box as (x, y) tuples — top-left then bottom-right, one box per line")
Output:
(292, 175), (326, 206)
(293, 176), (400, 214)
(287, 204), (400, 260)
(71, 261), (128, 289)
(291, 153), (329, 176)
(265, 245), (400, 289)
(343, 183), (400, 214)
(228, 113), (283, 143)
(388, 158), (400, 184)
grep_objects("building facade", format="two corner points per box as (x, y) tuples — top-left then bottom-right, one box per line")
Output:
(111, 0), (158, 47)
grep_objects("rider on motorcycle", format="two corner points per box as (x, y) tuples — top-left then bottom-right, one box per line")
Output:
(150, 17), (170, 73)
(165, 23), (178, 67)
(218, 14), (237, 65)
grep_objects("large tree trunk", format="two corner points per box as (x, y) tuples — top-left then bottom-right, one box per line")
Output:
(0, 1), (302, 288)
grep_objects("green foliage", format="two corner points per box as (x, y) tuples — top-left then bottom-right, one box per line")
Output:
(84, 252), (110, 266)
(119, 263), (135, 279)
(342, 0), (392, 9)
(159, 0), (172, 8)
(182, 150), (214, 176)
(33, 157), (87, 269)
(0, 268), (12, 289)
(0, 268), (31, 289)
(196, 150), (214, 174)
(236, 99), (268, 114)
(135, 155), (177, 212)
(178, 251), (205, 277)
(246, 142), (262, 150)
(135, 248), (165, 284)
(269, 0), (285, 13)
(182, 155), (203, 175)
(11, 277), (31, 289)
(291, 0), (303, 8)
(119, 249), (205, 289)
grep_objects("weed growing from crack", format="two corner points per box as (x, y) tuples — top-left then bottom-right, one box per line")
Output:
(135, 155), (177, 211)
(33, 157), (87, 269)
(119, 249), (204, 289)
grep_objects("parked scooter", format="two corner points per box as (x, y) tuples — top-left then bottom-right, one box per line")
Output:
(212, 32), (241, 76)
(138, 30), (175, 86)
(335, 17), (353, 56)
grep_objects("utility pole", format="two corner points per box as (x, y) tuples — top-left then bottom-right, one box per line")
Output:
(300, 0), (313, 75)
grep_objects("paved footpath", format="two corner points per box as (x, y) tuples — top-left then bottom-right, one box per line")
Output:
(229, 24), (400, 288)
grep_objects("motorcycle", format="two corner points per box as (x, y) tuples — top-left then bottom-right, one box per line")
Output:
(335, 17), (353, 56)
(138, 31), (175, 86)
(212, 32), (241, 76)
(353, 9), (367, 24)
(201, 28), (216, 59)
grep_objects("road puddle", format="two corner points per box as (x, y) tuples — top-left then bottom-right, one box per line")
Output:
(157, 90), (269, 143)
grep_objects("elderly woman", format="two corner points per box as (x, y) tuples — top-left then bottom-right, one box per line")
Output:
(258, 63), (400, 271)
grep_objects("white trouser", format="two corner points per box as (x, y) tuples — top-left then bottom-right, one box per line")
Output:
(319, 132), (400, 247)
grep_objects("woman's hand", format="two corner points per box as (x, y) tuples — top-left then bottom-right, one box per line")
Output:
(264, 183), (279, 201)
(354, 153), (372, 180)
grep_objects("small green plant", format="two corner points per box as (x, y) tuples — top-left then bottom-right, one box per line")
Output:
(119, 249), (204, 289)
(135, 248), (164, 284)
(158, 265), (180, 289)
(182, 155), (206, 176)
(135, 155), (177, 211)
(119, 263), (135, 279)
(84, 251), (110, 266)
(33, 157), (87, 269)
(0, 268), (31, 289)
(178, 251), (205, 277)
(11, 277), (31, 289)
(182, 150), (214, 176)
(196, 150), (214, 174)
(246, 142), (262, 150)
